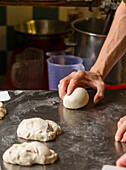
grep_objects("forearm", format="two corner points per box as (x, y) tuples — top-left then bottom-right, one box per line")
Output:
(91, 1), (126, 79)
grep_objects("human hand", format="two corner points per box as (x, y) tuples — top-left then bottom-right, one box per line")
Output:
(115, 116), (126, 142)
(116, 153), (126, 167)
(58, 70), (105, 104)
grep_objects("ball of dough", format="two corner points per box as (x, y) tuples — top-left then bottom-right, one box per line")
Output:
(63, 87), (89, 109)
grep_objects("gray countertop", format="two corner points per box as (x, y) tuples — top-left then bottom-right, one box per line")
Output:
(0, 90), (126, 170)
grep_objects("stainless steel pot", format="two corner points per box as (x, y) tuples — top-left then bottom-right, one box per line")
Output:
(14, 20), (72, 52)
(67, 17), (124, 84)
(72, 17), (106, 59)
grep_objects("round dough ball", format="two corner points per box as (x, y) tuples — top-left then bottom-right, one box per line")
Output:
(63, 87), (89, 109)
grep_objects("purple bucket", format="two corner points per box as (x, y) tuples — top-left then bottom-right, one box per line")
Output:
(47, 55), (85, 90)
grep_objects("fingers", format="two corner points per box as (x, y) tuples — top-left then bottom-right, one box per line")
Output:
(115, 121), (126, 142)
(58, 70), (105, 104)
(121, 132), (126, 143)
(58, 81), (67, 100)
(67, 70), (85, 95)
(118, 116), (126, 129)
(82, 71), (105, 104)
(116, 153), (126, 167)
(115, 116), (126, 142)
(58, 72), (76, 99)
(93, 82), (105, 104)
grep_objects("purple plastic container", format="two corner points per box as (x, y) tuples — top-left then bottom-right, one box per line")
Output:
(47, 55), (85, 90)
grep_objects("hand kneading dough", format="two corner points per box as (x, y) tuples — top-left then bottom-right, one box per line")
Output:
(3, 141), (57, 166)
(63, 87), (89, 109)
(0, 102), (7, 119)
(17, 117), (62, 142)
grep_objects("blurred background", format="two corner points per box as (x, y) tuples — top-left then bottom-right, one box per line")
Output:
(0, 4), (125, 90)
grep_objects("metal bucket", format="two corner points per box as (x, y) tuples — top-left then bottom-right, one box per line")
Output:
(70, 17), (123, 84)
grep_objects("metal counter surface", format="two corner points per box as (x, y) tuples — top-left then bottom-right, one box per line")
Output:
(0, 90), (126, 170)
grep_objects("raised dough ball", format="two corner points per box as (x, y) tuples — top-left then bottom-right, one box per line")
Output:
(63, 87), (89, 109)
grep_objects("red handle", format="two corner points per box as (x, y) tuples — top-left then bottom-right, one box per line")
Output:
(105, 84), (126, 90)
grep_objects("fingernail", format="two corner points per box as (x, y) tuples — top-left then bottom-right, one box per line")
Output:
(115, 135), (120, 141)
(121, 138), (126, 142)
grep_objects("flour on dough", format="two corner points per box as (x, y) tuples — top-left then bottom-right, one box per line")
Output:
(3, 141), (57, 166)
(63, 87), (89, 109)
(17, 117), (62, 142)
(0, 102), (7, 119)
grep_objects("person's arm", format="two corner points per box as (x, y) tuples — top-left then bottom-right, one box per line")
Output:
(58, 1), (126, 104)
(91, 1), (126, 79)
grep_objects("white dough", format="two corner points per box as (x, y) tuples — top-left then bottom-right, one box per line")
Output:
(3, 141), (57, 166)
(17, 117), (62, 142)
(0, 101), (5, 109)
(0, 111), (4, 119)
(0, 102), (7, 119)
(63, 87), (89, 109)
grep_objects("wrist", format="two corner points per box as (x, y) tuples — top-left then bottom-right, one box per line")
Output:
(90, 66), (104, 79)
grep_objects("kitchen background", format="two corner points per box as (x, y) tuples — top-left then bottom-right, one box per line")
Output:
(0, 5), (125, 90)
(0, 6), (100, 89)
(0, 6), (59, 88)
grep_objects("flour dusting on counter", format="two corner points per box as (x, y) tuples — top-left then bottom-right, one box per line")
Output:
(14, 90), (23, 95)
(0, 90), (126, 170)
(1, 125), (17, 148)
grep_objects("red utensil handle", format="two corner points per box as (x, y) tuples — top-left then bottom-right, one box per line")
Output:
(105, 84), (126, 90)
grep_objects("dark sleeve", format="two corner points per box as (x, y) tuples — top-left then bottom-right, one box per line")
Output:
(123, 0), (126, 3)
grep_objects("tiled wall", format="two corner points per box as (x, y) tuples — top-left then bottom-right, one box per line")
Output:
(0, 6), (59, 75)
